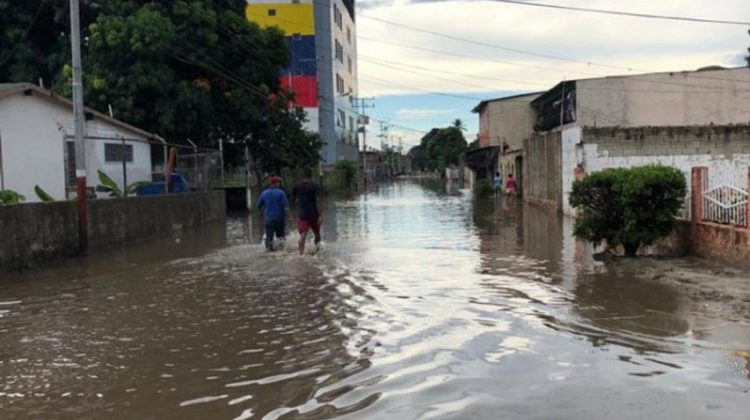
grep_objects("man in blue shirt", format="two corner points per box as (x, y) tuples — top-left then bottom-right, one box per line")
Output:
(256, 176), (289, 251)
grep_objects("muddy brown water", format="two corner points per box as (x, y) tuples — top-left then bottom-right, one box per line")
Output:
(1, 180), (749, 419)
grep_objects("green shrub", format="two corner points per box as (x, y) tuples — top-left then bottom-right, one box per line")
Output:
(34, 186), (55, 202)
(0, 190), (25, 205)
(333, 160), (358, 190)
(473, 178), (493, 198)
(569, 165), (686, 257)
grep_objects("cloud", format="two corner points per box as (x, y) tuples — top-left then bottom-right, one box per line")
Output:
(395, 108), (459, 119)
(355, 0), (750, 97)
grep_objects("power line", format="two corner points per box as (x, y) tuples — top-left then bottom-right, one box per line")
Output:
(361, 55), (552, 87)
(360, 35), (750, 91)
(358, 13), (750, 86)
(358, 14), (641, 73)
(359, 74), (486, 100)
(0, 2), (45, 67)
(358, 35), (607, 78)
(488, 0), (750, 26)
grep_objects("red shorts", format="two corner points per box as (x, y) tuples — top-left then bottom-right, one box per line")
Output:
(298, 218), (321, 235)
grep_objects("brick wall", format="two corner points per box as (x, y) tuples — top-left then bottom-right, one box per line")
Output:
(575, 125), (750, 216)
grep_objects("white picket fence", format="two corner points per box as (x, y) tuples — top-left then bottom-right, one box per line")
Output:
(701, 174), (748, 227)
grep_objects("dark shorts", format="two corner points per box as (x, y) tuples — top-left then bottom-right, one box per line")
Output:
(298, 217), (321, 242)
(264, 220), (285, 249)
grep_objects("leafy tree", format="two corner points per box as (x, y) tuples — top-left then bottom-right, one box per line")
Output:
(569, 165), (686, 257)
(95, 170), (150, 197)
(1, 1), (320, 178)
(333, 159), (357, 190)
(408, 145), (426, 171)
(418, 124), (468, 172)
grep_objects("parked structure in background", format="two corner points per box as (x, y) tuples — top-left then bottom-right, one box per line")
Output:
(471, 67), (750, 215)
(246, 0), (359, 166)
(0, 83), (155, 203)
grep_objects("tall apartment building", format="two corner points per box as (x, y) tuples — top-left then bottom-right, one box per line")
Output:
(245, 0), (359, 166)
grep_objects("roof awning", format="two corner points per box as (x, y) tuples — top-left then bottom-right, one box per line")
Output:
(465, 146), (499, 170)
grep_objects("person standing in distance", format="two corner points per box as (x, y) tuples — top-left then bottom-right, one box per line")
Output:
(493, 171), (503, 196)
(256, 175), (289, 251)
(292, 168), (323, 255)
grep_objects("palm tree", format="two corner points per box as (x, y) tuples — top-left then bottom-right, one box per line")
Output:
(452, 118), (466, 131)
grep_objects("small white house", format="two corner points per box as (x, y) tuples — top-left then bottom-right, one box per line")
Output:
(0, 83), (156, 203)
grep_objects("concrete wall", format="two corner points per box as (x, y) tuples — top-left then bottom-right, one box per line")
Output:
(523, 131), (562, 210)
(484, 94), (540, 150)
(0, 90), (152, 203)
(576, 67), (750, 128)
(572, 126), (750, 216)
(0, 201), (79, 268)
(0, 191), (225, 270)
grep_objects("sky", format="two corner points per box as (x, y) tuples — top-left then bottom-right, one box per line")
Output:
(352, 0), (750, 149)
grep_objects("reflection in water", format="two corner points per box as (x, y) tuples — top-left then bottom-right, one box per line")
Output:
(0, 180), (749, 419)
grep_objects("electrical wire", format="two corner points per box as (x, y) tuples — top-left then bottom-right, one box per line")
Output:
(488, 0), (750, 26)
(0, 2), (45, 67)
(358, 14), (642, 72)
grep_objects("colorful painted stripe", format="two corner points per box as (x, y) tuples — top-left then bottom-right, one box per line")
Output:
(246, 3), (315, 37)
(279, 75), (318, 108)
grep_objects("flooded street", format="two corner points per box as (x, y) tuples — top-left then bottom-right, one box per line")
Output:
(1, 179), (749, 419)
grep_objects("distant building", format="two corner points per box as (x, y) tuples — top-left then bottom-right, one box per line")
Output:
(0, 83), (156, 203)
(246, 0), (359, 166)
(360, 149), (381, 180)
(470, 92), (541, 182)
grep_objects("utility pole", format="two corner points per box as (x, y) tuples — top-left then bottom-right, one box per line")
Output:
(354, 97), (374, 189)
(378, 121), (389, 151)
(70, 0), (88, 254)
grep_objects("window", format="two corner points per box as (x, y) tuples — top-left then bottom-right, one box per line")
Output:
(268, 9), (276, 16)
(349, 116), (355, 131)
(333, 5), (342, 29)
(336, 73), (345, 94)
(334, 40), (343, 63)
(347, 56), (352, 73)
(105, 143), (133, 163)
(347, 27), (351, 44)
(336, 109), (346, 127)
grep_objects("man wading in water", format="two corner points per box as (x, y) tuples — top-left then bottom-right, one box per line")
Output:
(256, 176), (288, 251)
(292, 168), (323, 255)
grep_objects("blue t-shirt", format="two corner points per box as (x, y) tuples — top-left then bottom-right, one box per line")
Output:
(256, 187), (288, 223)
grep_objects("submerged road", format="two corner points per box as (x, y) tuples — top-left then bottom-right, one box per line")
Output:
(1, 179), (749, 419)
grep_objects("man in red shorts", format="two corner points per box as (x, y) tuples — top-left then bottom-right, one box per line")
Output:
(292, 168), (323, 255)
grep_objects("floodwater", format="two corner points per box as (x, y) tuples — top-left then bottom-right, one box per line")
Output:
(1, 179), (749, 419)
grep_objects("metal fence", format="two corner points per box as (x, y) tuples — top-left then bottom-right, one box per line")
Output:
(175, 151), (223, 191)
(701, 175), (748, 227)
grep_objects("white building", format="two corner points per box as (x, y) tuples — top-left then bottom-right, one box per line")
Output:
(0, 83), (156, 203)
